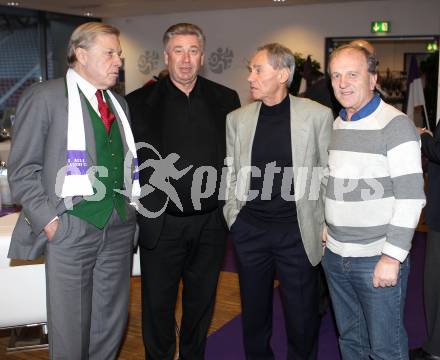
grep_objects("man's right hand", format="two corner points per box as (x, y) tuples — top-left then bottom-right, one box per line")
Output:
(417, 127), (433, 136)
(44, 219), (59, 241)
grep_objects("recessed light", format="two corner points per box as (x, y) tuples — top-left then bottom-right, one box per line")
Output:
(84, 11), (93, 17)
(6, 1), (19, 6)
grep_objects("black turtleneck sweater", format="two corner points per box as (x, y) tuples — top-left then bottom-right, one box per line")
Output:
(239, 95), (298, 231)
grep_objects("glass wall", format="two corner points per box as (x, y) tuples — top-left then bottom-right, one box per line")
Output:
(0, 6), (99, 131)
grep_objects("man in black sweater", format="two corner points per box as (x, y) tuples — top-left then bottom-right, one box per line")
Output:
(224, 43), (333, 359)
(126, 23), (240, 360)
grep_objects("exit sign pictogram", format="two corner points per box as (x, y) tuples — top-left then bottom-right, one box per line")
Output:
(371, 21), (391, 33)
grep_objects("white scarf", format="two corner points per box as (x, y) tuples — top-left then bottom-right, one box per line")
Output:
(61, 68), (141, 202)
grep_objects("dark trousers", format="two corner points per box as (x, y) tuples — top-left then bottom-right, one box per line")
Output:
(231, 216), (319, 360)
(423, 229), (440, 356)
(140, 210), (226, 360)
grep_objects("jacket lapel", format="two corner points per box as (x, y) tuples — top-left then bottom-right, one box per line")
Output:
(239, 102), (261, 168)
(290, 95), (309, 168)
(108, 94), (129, 156)
(145, 80), (167, 155)
(80, 95), (97, 165)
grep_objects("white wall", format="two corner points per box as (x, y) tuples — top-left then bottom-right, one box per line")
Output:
(374, 41), (428, 74)
(110, 0), (440, 103)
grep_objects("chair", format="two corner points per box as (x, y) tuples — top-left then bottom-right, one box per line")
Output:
(0, 213), (48, 351)
(131, 222), (141, 276)
(132, 246), (141, 276)
(0, 213), (155, 352)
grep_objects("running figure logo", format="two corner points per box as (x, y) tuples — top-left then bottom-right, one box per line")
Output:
(136, 142), (192, 218)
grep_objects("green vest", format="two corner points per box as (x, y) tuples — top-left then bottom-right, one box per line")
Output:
(67, 93), (126, 228)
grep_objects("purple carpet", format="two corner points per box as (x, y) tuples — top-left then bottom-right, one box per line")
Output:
(207, 232), (427, 359)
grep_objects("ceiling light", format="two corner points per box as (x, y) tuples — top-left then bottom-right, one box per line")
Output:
(273, 0), (286, 2)
(6, 2), (19, 6)
(84, 11), (93, 17)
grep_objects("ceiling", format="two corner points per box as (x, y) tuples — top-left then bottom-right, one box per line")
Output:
(4, 0), (384, 19)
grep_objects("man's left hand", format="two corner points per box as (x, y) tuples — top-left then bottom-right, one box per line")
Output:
(372, 254), (400, 288)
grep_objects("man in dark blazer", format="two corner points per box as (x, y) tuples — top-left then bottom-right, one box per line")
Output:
(7, 22), (138, 359)
(411, 123), (440, 360)
(224, 43), (333, 360)
(126, 23), (240, 360)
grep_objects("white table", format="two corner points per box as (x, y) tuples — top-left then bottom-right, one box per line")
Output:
(0, 212), (19, 268)
(0, 212), (139, 331)
(0, 140), (10, 162)
(0, 212), (47, 330)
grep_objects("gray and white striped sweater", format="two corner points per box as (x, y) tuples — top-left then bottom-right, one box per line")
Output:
(325, 99), (426, 262)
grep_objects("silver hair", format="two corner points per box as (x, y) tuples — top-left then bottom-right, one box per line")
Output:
(328, 43), (378, 74)
(163, 23), (205, 51)
(257, 43), (296, 87)
(67, 22), (120, 66)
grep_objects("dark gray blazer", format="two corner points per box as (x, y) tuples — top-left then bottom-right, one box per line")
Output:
(8, 78), (132, 260)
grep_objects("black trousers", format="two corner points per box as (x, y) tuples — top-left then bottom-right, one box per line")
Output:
(423, 229), (440, 356)
(231, 216), (319, 360)
(140, 210), (226, 360)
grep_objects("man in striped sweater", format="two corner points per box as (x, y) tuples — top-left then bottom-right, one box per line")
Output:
(322, 44), (425, 360)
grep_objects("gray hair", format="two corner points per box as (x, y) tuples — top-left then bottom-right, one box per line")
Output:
(329, 43), (378, 74)
(163, 23), (206, 51)
(67, 22), (120, 66)
(257, 43), (296, 87)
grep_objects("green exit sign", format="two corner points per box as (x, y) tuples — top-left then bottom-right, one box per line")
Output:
(426, 42), (438, 52)
(371, 21), (391, 33)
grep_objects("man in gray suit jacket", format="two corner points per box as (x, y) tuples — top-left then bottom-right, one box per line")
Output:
(7, 22), (138, 359)
(224, 43), (333, 360)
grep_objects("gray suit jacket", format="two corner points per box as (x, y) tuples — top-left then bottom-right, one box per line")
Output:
(8, 78), (133, 260)
(223, 95), (333, 266)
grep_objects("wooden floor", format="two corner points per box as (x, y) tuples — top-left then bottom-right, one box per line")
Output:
(0, 217), (427, 359)
(0, 271), (242, 359)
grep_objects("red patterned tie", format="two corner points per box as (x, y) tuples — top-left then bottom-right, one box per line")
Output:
(95, 90), (116, 134)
